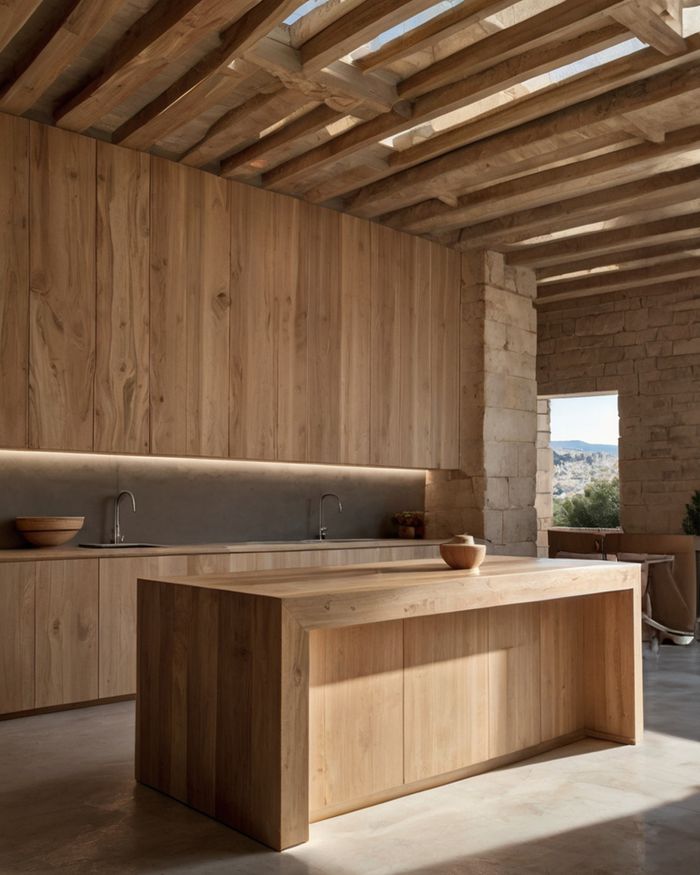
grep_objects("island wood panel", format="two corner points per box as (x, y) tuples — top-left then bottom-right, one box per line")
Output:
(98, 555), (187, 699)
(28, 123), (96, 451)
(136, 581), (308, 850)
(0, 114), (29, 448)
(309, 619), (404, 816)
(305, 204), (342, 464)
(400, 233), (432, 468)
(429, 244), (460, 469)
(95, 142), (150, 454)
(583, 589), (642, 743)
(230, 184), (278, 460)
(487, 602), (542, 758)
(0, 563), (35, 714)
(35, 558), (99, 708)
(338, 213), (371, 464)
(403, 609), (490, 783)
(150, 157), (230, 457)
(275, 196), (306, 462)
(540, 597), (584, 741)
(370, 224), (403, 466)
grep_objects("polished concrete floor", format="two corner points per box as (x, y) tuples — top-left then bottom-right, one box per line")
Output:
(1, 645), (699, 875)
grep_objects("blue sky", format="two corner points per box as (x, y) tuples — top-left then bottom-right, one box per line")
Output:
(550, 395), (619, 445)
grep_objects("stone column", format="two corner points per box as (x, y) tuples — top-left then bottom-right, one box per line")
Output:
(535, 399), (553, 557)
(426, 250), (538, 556)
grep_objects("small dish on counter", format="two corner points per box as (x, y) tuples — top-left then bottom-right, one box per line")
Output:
(440, 534), (486, 571)
(16, 516), (85, 547)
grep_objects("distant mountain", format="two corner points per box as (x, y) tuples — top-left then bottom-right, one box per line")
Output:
(551, 439), (618, 457)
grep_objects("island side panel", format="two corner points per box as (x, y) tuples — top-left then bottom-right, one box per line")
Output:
(583, 587), (643, 744)
(403, 610), (490, 783)
(540, 598), (585, 741)
(136, 580), (309, 851)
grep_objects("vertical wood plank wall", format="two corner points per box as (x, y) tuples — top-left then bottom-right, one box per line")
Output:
(0, 113), (461, 469)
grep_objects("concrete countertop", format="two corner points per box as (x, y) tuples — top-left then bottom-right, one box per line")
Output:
(0, 539), (444, 562)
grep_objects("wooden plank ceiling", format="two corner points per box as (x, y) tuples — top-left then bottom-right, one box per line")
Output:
(2, 0), (700, 304)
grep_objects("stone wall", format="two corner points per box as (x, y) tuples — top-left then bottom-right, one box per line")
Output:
(426, 251), (538, 555)
(538, 282), (700, 534)
(535, 399), (553, 557)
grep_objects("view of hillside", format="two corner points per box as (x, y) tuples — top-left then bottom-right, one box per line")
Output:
(551, 440), (619, 499)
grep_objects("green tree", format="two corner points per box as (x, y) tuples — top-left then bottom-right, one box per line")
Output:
(682, 490), (700, 535)
(554, 478), (620, 528)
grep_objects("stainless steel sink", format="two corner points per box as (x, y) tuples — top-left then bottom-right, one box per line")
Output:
(79, 543), (163, 549)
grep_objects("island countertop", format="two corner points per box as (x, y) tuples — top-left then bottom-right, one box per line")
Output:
(140, 554), (640, 629)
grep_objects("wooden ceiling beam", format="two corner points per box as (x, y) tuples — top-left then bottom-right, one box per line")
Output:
(0, 0), (123, 115)
(54, 0), (254, 132)
(538, 254), (700, 302)
(507, 213), (700, 267)
(385, 123), (700, 234)
(346, 55), (700, 217)
(611, 0), (686, 55)
(536, 238), (700, 279)
(0, 0), (42, 55)
(111, 0), (304, 149)
(180, 85), (314, 166)
(456, 164), (700, 248)
(299, 0), (437, 73)
(220, 103), (344, 177)
(354, 0), (517, 72)
(397, 0), (638, 100)
(261, 21), (632, 191)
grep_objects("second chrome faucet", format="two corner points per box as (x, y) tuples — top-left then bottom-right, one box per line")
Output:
(318, 493), (342, 540)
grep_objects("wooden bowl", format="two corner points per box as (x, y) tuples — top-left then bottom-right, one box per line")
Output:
(440, 542), (486, 571)
(16, 516), (85, 547)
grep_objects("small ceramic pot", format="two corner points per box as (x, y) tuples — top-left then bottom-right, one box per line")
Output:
(439, 534), (486, 571)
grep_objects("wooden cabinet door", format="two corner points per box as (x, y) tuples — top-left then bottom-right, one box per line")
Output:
(35, 559), (99, 708)
(0, 562), (35, 714)
(99, 556), (187, 698)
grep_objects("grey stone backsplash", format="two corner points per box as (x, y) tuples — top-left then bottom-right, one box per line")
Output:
(0, 451), (426, 549)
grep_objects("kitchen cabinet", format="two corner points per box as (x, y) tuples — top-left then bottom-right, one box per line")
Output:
(0, 563), (35, 714)
(35, 559), (99, 708)
(98, 556), (188, 699)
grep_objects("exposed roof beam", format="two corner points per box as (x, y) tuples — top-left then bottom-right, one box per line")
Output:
(54, 0), (254, 132)
(354, 0), (517, 72)
(507, 213), (700, 266)
(385, 123), (700, 234)
(397, 0), (637, 100)
(456, 164), (700, 248)
(299, 0), (437, 73)
(611, 0), (686, 55)
(536, 238), (700, 279)
(538, 276), (700, 307)
(538, 254), (700, 302)
(111, 0), (304, 149)
(346, 56), (700, 217)
(0, 0), (42, 55)
(220, 103), (344, 176)
(0, 0), (123, 115)
(261, 21), (631, 191)
(180, 86), (314, 166)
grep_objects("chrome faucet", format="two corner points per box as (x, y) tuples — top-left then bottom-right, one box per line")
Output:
(319, 493), (343, 540)
(113, 490), (136, 544)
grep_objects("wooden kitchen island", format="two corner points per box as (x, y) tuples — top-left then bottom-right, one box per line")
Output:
(135, 556), (642, 850)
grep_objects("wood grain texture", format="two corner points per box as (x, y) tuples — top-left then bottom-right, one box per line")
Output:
(0, 0), (42, 54)
(98, 555), (187, 699)
(150, 157), (230, 457)
(429, 244), (460, 468)
(28, 123), (96, 451)
(230, 183), (278, 460)
(309, 620), (404, 815)
(540, 597), (584, 741)
(488, 602), (542, 758)
(95, 142), (150, 454)
(35, 559), (98, 708)
(0, 562), (35, 714)
(404, 609), (489, 782)
(0, 113), (29, 448)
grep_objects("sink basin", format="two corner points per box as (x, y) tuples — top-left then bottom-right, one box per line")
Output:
(79, 543), (163, 549)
